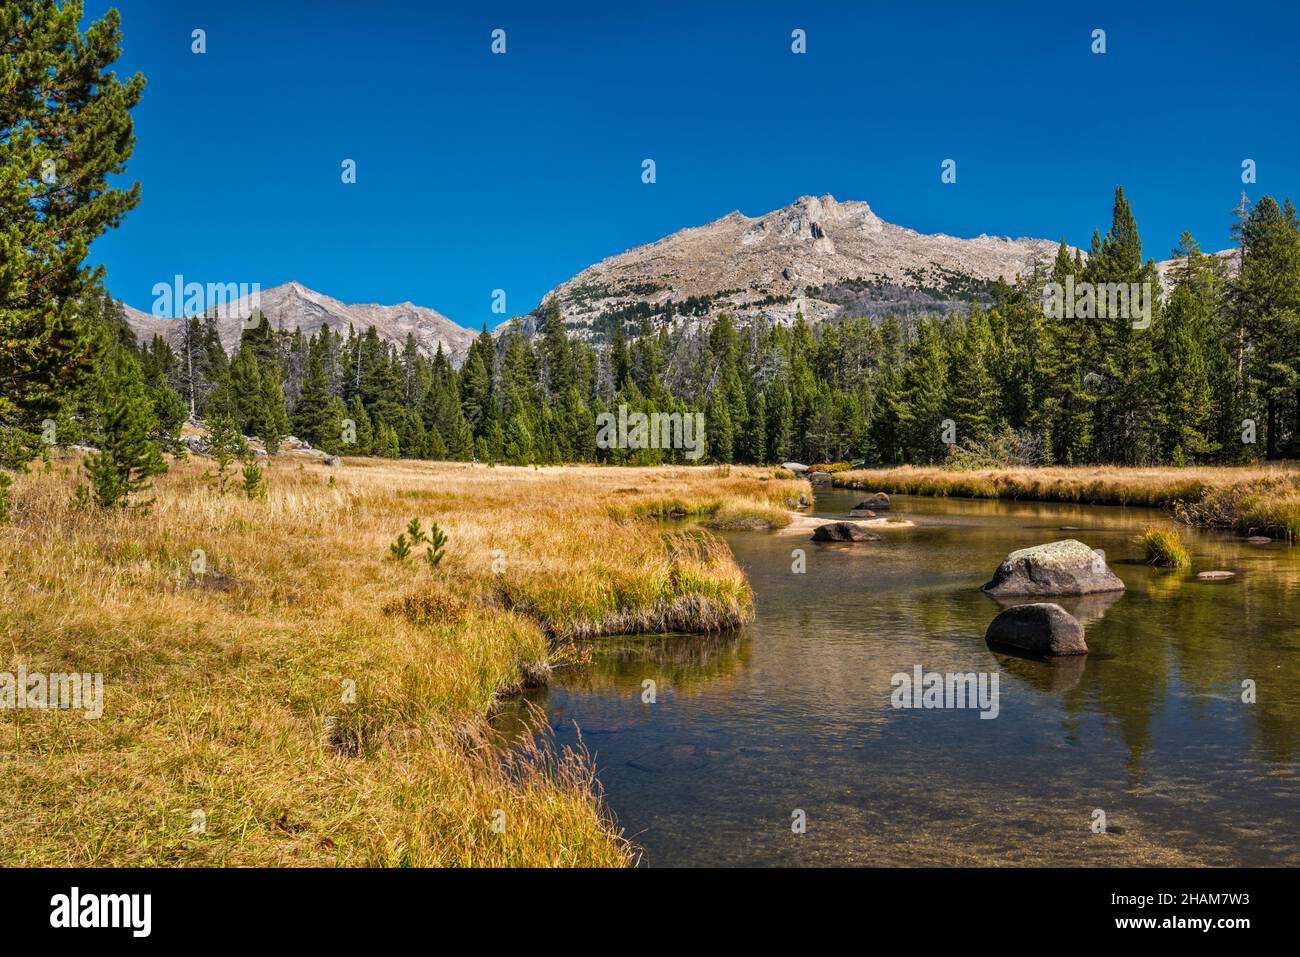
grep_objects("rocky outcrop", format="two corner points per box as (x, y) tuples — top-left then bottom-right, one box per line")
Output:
(982, 539), (1125, 597)
(985, 602), (1088, 656)
(812, 521), (881, 542)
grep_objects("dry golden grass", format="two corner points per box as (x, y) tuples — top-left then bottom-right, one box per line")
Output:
(836, 463), (1300, 539)
(1136, 525), (1192, 568)
(0, 454), (803, 866)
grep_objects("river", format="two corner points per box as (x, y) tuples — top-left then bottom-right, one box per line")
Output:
(502, 488), (1300, 866)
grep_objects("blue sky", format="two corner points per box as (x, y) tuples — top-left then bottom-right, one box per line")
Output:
(84, 0), (1300, 329)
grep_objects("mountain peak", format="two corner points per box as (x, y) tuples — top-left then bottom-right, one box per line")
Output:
(120, 281), (476, 361)
(532, 195), (1060, 334)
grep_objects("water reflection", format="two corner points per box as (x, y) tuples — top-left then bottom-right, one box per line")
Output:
(504, 489), (1300, 865)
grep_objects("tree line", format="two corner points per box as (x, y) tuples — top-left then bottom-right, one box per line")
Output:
(118, 186), (1300, 472)
(8, 186), (1300, 519)
(6, 7), (1300, 520)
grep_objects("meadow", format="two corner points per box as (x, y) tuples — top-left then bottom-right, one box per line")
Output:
(0, 454), (800, 866)
(833, 464), (1300, 540)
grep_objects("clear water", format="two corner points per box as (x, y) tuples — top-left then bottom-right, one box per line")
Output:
(503, 489), (1300, 866)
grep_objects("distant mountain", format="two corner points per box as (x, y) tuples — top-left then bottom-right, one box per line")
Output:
(507, 194), (1069, 339)
(121, 281), (477, 360)
(118, 206), (1238, 359)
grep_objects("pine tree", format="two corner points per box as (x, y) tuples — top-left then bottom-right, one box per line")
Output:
(898, 322), (949, 463)
(80, 347), (166, 509)
(1154, 234), (1217, 459)
(257, 361), (290, 454)
(293, 344), (335, 448)
(207, 413), (245, 494)
(1, 3), (144, 480)
(1230, 196), (1300, 458)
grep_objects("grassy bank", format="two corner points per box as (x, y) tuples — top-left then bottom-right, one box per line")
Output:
(0, 456), (804, 866)
(834, 464), (1300, 540)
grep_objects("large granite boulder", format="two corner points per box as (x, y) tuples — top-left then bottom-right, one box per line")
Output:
(808, 471), (833, 488)
(985, 602), (1088, 656)
(812, 521), (881, 542)
(982, 539), (1124, 597)
(854, 492), (891, 511)
(782, 462), (809, 474)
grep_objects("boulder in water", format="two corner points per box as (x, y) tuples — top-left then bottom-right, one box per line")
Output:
(982, 539), (1125, 597)
(812, 521), (881, 543)
(985, 602), (1088, 656)
(854, 492), (891, 511)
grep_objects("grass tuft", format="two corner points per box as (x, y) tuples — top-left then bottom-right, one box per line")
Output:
(1136, 525), (1191, 568)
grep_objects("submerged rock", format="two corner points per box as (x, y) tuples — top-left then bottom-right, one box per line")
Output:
(848, 507), (876, 517)
(812, 521), (881, 542)
(982, 539), (1125, 597)
(1247, 536), (1272, 544)
(1196, 570), (1236, 581)
(854, 492), (891, 511)
(985, 602), (1087, 656)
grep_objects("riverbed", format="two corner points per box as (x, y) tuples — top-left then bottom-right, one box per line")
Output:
(504, 489), (1300, 866)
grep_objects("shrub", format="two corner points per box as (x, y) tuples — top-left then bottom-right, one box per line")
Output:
(944, 426), (1047, 471)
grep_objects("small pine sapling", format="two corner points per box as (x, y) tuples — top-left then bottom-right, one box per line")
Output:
(389, 532), (412, 561)
(241, 455), (267, 500)
(208, 414), (247, 495)
(423, 522), (448, 570)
